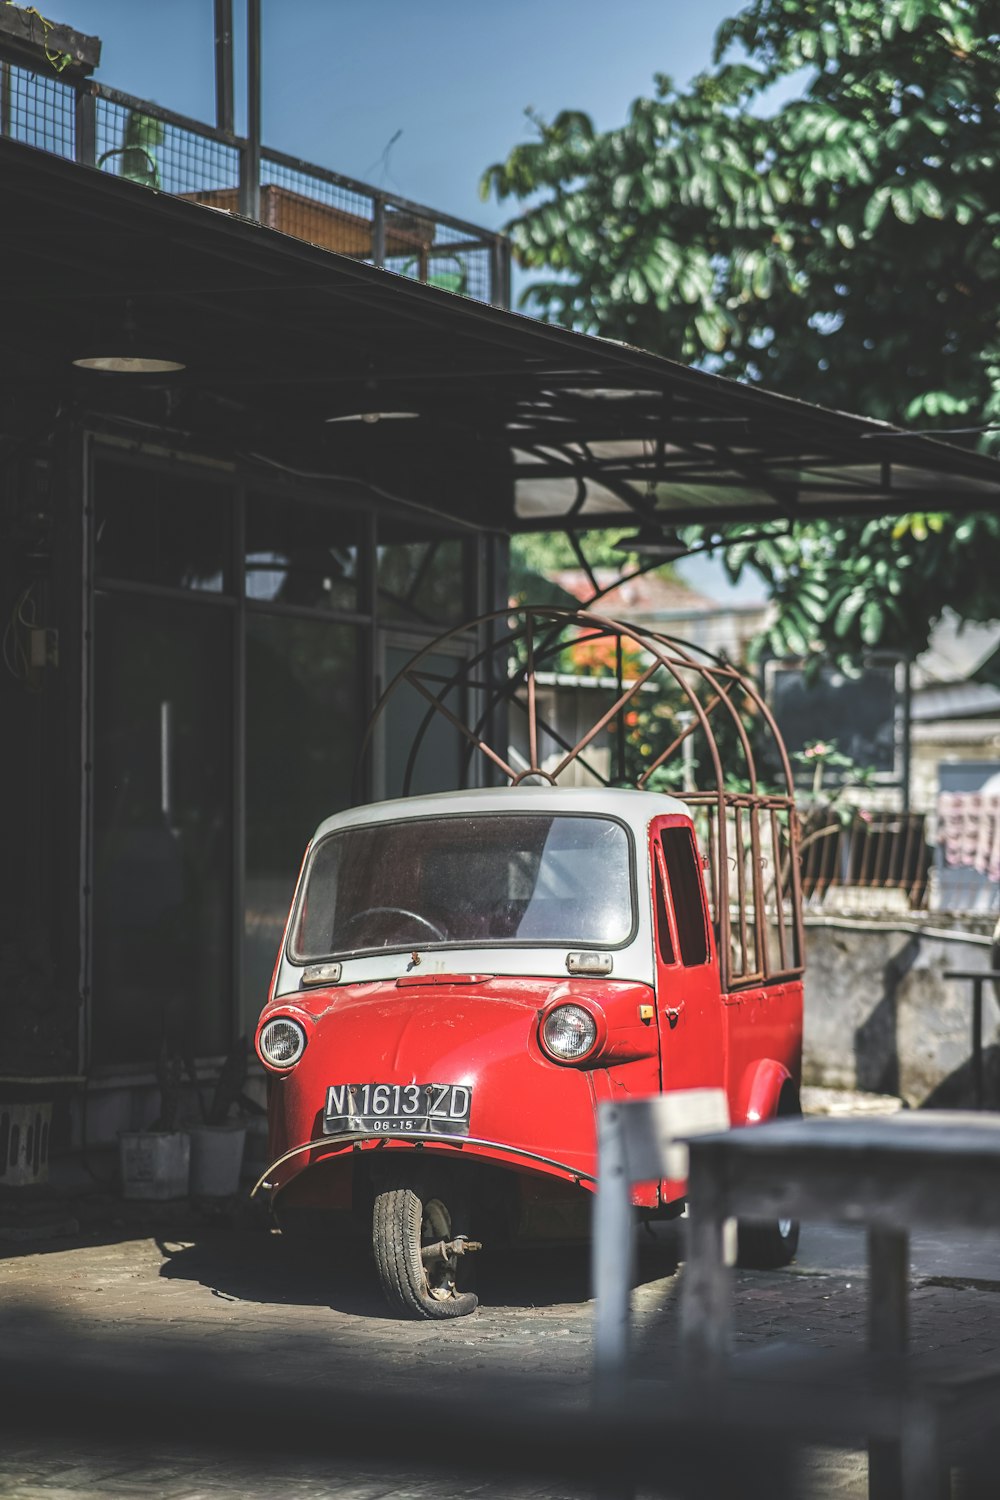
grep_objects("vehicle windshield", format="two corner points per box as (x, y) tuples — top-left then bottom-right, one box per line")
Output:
(291, 813), (634, 958)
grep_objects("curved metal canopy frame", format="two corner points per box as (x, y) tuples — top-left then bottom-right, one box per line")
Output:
(358, 607), (804, 991)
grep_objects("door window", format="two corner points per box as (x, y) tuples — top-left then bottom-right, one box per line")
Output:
(92, 592), (232, 1063)
(660, 826), (710, 967)
(653, 860), (675, 965)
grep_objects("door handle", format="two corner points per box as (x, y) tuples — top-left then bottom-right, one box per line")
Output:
(663, 1002), (685, 1029)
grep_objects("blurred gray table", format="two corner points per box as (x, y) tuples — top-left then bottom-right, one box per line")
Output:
(680, 1112), (1000, 1500)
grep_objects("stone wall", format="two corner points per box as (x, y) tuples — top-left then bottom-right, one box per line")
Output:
(803, 913), (998, 1106)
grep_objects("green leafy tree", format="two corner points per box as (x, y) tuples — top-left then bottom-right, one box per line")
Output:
(714, 509), (1000, 659)
(483, 0), (1000, 659)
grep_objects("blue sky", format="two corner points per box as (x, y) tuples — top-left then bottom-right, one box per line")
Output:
(61, 0), (741, 229)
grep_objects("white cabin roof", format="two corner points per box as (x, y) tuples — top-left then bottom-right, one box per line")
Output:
(272, 785), (690, 998)
(311, 785), (691, 844)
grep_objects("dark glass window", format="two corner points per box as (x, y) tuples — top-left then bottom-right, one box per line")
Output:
(292, 814), (634, 959)
(382, 639), (470, 797)
(245, 494), (360, 613)
(91, 593), (232, 1064)
(661, 827), (710, 967)
(376, 537), (467, 625)
(94, 460), (230, 593)
(653, 861), (675, 965)
(243, 615), (361, 1026)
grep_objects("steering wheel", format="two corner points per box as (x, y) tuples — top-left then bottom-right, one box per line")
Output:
(335, 906), (448, 945)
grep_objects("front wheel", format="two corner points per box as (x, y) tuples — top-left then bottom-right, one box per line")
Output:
(736, 1214), (799, 1269)
(372, 1170), (479, 1319)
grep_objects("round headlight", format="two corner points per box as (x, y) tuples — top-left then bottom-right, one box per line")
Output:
(541, 1003), (598, 1062)
(258, 1016), (307, 1069)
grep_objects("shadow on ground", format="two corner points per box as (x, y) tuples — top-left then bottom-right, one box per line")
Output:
(155, 1225), (681, 1318)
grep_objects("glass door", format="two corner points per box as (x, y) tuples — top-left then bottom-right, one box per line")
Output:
(377, 631), (478, 800)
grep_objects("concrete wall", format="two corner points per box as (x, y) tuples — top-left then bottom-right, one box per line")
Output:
(803, 913), (998, 1106)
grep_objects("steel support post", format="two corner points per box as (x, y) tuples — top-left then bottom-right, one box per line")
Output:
(240, 0), (261, 219)
(214, 0), (235, 135)
(371, 197), (386, 268)
(74, 84), (95, 167)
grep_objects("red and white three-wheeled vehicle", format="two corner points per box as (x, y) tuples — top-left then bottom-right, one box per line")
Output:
(254, 609), (804, 1318)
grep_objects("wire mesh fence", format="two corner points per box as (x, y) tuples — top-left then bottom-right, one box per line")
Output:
(386, 247), (494, 303)
(95, 89), (240, 196)
(384, 210), (495, 302)
(260, 151), (381, 257)
(0, 46), (510, 306)
(262, 152), (499, 300)
(0, 58), (74, 154)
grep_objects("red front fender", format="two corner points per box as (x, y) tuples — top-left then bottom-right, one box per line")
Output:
(734, 1057), (796, 1126)
(258, 975), (659, 1203)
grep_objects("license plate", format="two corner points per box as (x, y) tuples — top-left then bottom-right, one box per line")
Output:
(323, 1083), (472, 1137)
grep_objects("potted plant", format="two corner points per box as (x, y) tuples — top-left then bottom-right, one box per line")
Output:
(188, 1037), (263, 1198)
(119, 1034), (193, 1200)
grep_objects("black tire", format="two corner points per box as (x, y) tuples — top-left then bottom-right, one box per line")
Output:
(736, 1214), (800, 1269)
(372, 1172), (479, 1320)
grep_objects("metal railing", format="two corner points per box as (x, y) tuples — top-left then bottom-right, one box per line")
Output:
(0, 55), (511, 308)
(799, 806), (1000, 913)
(799, 811), (932, 910)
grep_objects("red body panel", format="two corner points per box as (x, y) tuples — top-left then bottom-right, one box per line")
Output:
(260, 975), (659, 1202)
(726, 987), (803, 1122)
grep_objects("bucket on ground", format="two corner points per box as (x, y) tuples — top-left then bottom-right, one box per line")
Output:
(189, 1122), (247, 1197)
(119, 1129), (190, 1199)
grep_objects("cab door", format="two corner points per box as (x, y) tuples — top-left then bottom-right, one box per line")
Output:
(649, 815), (724, 1096)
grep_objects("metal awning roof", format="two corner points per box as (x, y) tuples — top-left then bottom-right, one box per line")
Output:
(4, 137), (999, 534)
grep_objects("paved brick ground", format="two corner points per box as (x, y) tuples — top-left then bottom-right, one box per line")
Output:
(2, 1213), (1000, 1498)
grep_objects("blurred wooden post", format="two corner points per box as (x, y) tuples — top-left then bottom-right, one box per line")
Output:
(593, 1091), (731, 1390)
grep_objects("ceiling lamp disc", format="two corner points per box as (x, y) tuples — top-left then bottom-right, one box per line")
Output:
(325, 411), (421, 424)
(614, 525), (690, 560)
(72, 354), (187, 373)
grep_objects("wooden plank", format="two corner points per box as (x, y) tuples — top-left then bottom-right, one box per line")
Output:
(686, 1141), (1000, 1233)
(685, 1112), (1000, 1158)
(897, 1411), (947, 1500)
(869, 1227), (909, 1356)
(592, 1104), (636, 1399)
(593, 1092), (730, 1394)
(0, 11), (101, 74)
(617, 1089), (730, 1182)
(655, 1349), (1000, 1446)
(680, 1159), (735, 1377)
